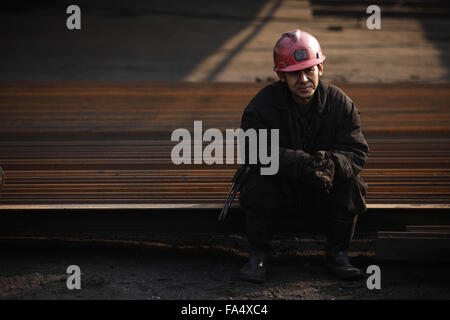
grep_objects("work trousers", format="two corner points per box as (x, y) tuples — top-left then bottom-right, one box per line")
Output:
(238, 172), (368, 247)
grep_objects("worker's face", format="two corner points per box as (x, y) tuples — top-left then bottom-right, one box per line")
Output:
(278, 63), (323, 101)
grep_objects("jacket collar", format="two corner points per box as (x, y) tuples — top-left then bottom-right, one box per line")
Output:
(273, 80), (328, 118)
(275, 80), (329, 151)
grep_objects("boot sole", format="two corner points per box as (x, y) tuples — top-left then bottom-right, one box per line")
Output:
(326, 263), (364, 281)
(239, 268), (266, 283)
(334, 271), (364, 281)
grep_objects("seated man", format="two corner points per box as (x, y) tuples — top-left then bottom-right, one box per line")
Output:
(238, 29), (369, 283)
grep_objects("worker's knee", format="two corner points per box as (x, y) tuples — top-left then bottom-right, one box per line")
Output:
(239, 173), (291, 213)
(329, 175), (368, 215)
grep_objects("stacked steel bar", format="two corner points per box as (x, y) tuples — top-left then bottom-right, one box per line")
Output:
(0, 82), (449, 209)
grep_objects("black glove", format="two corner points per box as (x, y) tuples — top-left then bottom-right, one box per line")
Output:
(301, 151), (335, 195)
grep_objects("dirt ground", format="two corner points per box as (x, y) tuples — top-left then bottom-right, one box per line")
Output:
(1, 234), (449, 300)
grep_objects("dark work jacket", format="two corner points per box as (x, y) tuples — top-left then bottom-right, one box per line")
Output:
(240, 80), (370, 186)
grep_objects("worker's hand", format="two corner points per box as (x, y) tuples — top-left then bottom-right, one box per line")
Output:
(302, 151), (335, 195)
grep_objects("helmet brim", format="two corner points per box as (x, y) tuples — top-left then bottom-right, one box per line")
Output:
(274, 57), (325, 72)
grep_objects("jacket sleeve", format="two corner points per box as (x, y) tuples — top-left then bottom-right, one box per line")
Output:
(327, 98), (370, 184)
(240, 96), (310, 179)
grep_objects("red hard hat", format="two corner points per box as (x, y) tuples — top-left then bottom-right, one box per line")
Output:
(273, 29), (325, 72)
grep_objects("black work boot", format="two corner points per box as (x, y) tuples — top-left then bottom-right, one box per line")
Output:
(240, 210), (273, 283)
(325, 216), (364, 281)
(239, 244), (271, 283)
